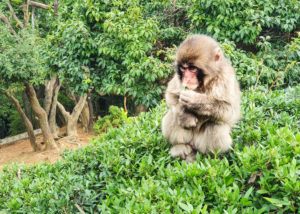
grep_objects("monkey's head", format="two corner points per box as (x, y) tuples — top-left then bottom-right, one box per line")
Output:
(175, 34), (224, 90)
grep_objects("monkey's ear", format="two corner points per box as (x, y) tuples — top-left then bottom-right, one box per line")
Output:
(214, 48), (222, 61)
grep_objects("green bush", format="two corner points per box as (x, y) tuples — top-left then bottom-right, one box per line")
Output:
(8, 111), (26, 136)
(93, 105), (130, 135)
(283, 35), (300, 86)
(222, 42), (278, 89)
(0, 86), (299, 213)
(188, 0), (300, 44)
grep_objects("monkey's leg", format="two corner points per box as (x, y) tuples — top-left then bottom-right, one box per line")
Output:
(162, 110), (196, 160)
(193, 123), (232, 154)
(170, 144), (195, 161)
(162, 110), (193, 145)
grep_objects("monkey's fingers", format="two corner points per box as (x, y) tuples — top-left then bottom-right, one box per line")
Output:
(179, 93), (191, 102)
(179, 98), (189, 105)
(179, 95), (195, 107)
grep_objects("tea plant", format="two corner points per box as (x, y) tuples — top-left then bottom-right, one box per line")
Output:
(0, 86), (299, 213)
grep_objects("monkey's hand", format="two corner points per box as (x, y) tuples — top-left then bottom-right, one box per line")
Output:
(177, 112), (198, 129)
(179, 90), (209, 109)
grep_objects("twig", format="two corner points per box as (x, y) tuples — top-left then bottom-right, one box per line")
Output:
(22, 0), (30, 27)
(75, 203), (86, 214)
(0, 13), (17, 35)
(124, 96), (128, 113)
(53, 0), (59, 16)
(29, 1), (50, 9)
(31, 6), (35, 30)
(17, 168), (22, 179)
(7, 1), (24, 28)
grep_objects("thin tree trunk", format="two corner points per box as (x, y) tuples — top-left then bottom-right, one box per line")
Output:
(57, 94), (87, 137)
(0, 13), (17, 35)
(25, 83), (58, 150)
(44, 76), (57, 116)
(80, 102), (89, 132)
(31, 6), (35, 30)
(87, 93), (94, 131)
(49, 80), (61, 139)
(5, 91), (40, 151)
(22, 91), (31, 120)
(22, 0), (30, 28)
(123, 96), (128, 113)
(67, 117), (78, 136)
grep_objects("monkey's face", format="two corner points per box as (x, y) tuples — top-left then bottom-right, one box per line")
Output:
(177, 63), (205, 90)
(175, 35), (224, 89)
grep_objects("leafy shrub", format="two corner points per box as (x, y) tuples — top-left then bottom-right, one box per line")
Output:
(222, 42), (277, 89)
(8, 111), (26, 136)
(253, 34), (300, 88)
(93, 106), (130, 135)
(0, 27), (47, 84)
(283, 35), (300, 86)
(0, 86), (299, 213)
(188, 0), (300, 44)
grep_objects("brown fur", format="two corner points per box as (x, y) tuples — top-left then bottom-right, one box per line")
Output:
(162, 35), (241, 162)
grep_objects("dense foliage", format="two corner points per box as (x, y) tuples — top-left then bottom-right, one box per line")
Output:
(0, 28), (47, 87)
(0, 86), (299, 212)
(0, 0), (299, 212)
(188, 0), (300, 44)
(93, 105), (130, 134)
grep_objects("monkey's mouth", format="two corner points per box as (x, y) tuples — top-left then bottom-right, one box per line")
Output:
(182, 70), (199, 90)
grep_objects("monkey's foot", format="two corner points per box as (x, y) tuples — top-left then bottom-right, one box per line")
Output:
(185, 152), (196, 163)
(170, 144), (194, 160)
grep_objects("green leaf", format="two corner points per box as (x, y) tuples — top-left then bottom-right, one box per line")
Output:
(263, 197), (291, 207)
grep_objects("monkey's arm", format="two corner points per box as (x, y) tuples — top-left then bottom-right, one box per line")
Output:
(166, 91), (198, 128)
(179, 90), (236, 123)
(165, 77), (198, 128)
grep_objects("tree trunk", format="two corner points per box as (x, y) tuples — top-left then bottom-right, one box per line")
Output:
(22, 91), (31, 119)
(25, 83), (58, 150)
(22, 91), (38, 129)
(67, 117), (78, 136)
(80, 102), (89, 132)
(44, 76), (57, 116)
(87, 93), (94, 131)
(135, 104), (147, 114)
(57, 94), (87, 137)
(5, 91), (40, 151)
(49, 79), (61, 139)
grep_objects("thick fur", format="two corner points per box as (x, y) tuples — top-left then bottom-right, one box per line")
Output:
(162, 35), (241, 161)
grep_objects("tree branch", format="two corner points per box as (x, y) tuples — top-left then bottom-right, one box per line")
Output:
(53, 0), (59, 16)
(0, 12), (17, 35)
(22, 0), (30, 27)
(44, 76), (57, 116)
(72, 94), (87, 120)
(29, 1), (50, 9)
(57, 101), (70, 121)
(4, 90), (39, 151)
(7, 1), (24, 28)
(49, 80), (61, 138)
(31, 6), (35, 30)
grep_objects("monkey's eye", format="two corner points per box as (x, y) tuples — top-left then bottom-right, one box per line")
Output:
(179, 65), (198, 73)
(188, 65), (198, 72)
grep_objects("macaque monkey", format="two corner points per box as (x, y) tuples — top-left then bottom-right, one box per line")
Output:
(161, 35), (241, 162)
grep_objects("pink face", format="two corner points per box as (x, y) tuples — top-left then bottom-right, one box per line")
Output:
(179, 64), (199, 90)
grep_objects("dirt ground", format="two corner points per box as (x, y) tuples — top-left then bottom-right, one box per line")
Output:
(0, 128), (94, 170)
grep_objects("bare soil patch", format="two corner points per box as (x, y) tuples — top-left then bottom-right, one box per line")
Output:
(0, 127), (94, 170)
